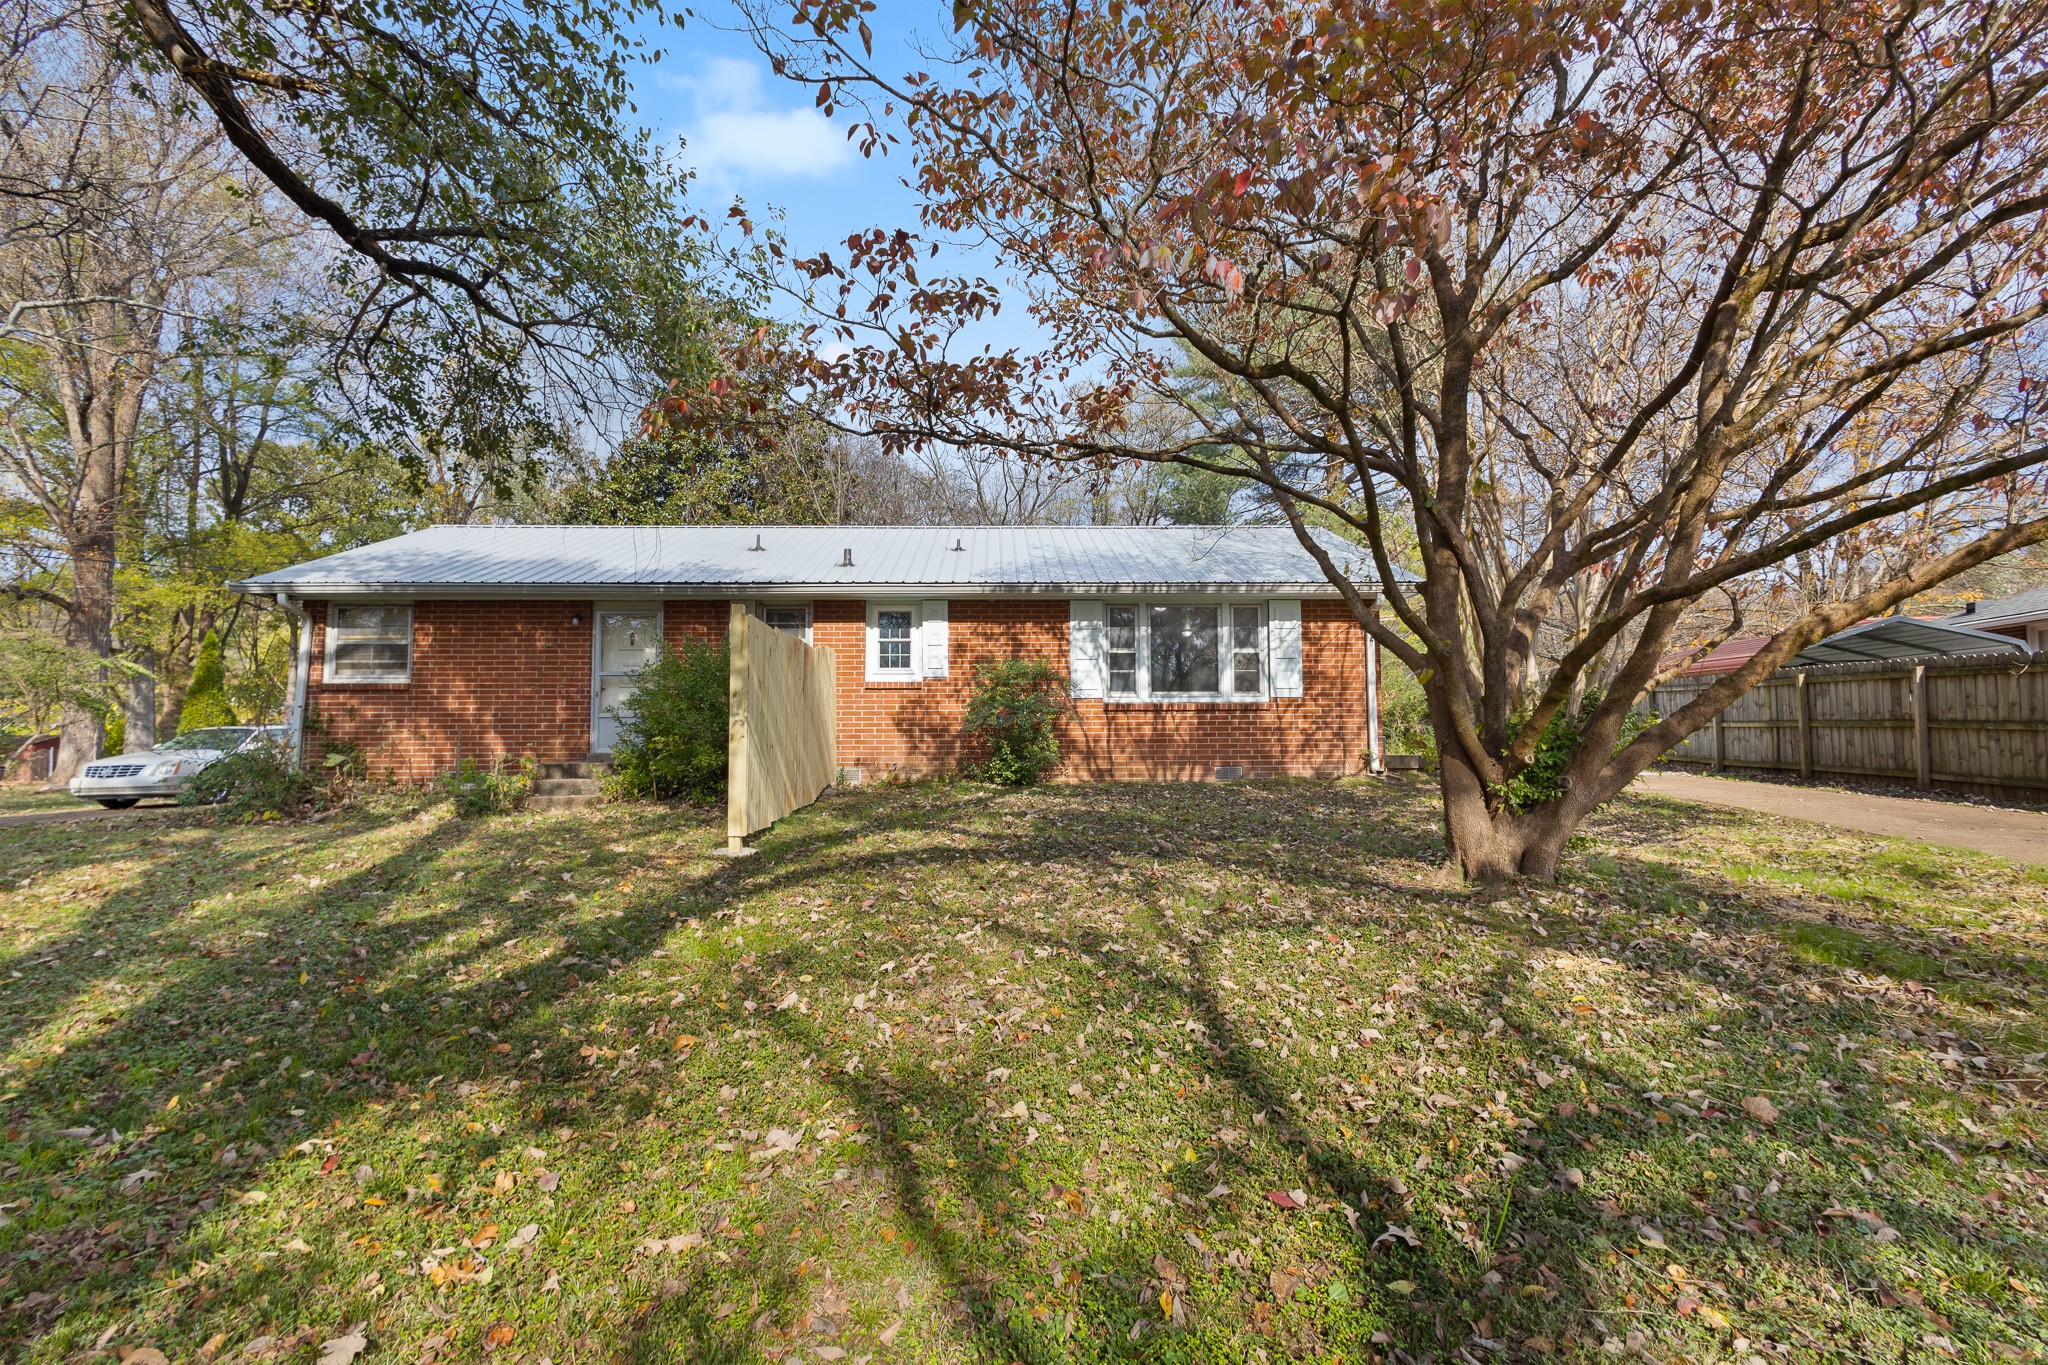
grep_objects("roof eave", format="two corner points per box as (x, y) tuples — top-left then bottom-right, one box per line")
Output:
(232, 579), (1372, 599)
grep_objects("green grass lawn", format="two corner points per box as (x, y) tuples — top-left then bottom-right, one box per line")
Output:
(0, 788), (95, 816)
(2, 779), (2045, 1364)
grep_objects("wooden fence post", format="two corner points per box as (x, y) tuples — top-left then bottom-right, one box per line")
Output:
(1711, 711), (1724, 771)
(1913, 663), (1932, 789)
(1795, 671), (1811, 778)
(727, 602), (751, 852)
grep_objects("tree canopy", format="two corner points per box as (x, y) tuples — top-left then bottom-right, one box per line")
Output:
(715, 0), (2048, 880)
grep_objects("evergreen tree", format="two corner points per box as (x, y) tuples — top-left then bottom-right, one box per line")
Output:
(177, 630), (237, 732)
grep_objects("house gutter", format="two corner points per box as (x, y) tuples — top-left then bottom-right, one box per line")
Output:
(278, 592), (312, 769)
(1365, 632), (1383, 774)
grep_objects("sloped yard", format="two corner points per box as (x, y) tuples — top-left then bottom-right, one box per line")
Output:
(1, 778), (2044, 1363)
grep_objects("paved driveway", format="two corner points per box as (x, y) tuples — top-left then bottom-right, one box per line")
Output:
(1631, 771), (2048, 867)
(0, 802), (177, 830)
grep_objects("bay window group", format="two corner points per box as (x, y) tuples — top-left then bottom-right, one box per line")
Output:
(1105, 601), (1267, 700)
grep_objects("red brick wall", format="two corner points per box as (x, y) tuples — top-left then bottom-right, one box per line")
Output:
(663, 600), (729, 649)
(818, 597), (1374, 781)
(304, 599), (596, 781)
(304, 595), (1375, 783)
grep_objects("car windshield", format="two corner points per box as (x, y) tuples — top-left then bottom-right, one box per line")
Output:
(157, 727), (254, 753)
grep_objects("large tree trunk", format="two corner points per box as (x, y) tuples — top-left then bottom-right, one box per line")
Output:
(1436, 765), (1582, 885)
(121, 651), (158, 753)
(1428, 671), (1601, 885)
(48, 508), (120, 781)
(42, 342), (146, 784)
(52, 705), (102, 784)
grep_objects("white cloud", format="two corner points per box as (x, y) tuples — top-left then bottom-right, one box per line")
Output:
(664, 55), (852, 189)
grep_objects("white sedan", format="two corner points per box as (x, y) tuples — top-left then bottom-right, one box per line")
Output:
(69, 726), (287, 808)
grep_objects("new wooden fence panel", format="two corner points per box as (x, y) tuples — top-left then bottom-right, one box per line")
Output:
(727, 604), (839, 847)
(1648, 652), (2048, 802)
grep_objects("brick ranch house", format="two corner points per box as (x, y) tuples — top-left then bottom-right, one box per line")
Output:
(233, 524), (1389, 783)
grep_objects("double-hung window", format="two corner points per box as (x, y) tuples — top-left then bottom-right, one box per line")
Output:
(877, 610), (913, 669)
(1102, 601), (1265, 701)
(1106, 606), (1139, 695)
(867, 601), (920, 680)
(1230, 605), (1263, 693)
(326, 604), (412, 683)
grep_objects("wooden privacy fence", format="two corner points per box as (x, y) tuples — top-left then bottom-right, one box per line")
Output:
(1648, 651), (2048, 802)
(726, 604), (838, 850)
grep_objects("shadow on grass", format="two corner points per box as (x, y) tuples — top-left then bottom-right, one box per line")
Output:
(1, 780), (2043, 1361)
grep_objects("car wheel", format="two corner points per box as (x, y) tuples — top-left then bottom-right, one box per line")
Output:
(97, 798), (140, 810)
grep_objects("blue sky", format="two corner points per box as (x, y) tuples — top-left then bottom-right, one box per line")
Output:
(630, 4), (1036, 352)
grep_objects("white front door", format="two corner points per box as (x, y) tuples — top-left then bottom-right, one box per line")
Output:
(593, 605), (661, 754)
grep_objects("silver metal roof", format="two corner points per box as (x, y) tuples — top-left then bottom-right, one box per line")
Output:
(231, 524), (1390, 598)
(1938, 584), (2048, 632)
(1789, 616), (2024, 665)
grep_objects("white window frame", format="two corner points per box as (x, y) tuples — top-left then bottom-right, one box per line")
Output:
(324, 602), (413, 684)
(758, 602), (813, 643)
(1100, 598), (1268, 703)
(866, 600), (923, 681)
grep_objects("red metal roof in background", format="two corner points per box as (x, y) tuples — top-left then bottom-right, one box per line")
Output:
(1666, 636), (1770, 677)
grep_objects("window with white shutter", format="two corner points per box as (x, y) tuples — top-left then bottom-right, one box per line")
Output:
(921, 600), (950, 678)
(1068, 599), (1105, 698)
(1269, 598), (1304, 697)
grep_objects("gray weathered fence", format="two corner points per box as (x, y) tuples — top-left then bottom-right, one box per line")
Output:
(1648, 652), (2048, 803)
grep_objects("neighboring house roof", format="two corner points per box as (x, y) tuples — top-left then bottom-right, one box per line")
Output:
(1938, 583), (2048, 633)
(1671, 616), (2023, 676)
(231, 524), (1394, 598)
(1790, 616), (2024, 665)
(1672, 636), (1771, 677)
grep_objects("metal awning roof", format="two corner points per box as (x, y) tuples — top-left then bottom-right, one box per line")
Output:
(1789, 616), (2025, 665)
(230, 524), (1394, 598)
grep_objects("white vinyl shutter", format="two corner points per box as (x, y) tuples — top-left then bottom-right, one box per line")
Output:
(1068, 599), (1105, 698)
(921, 599), (949, 678)
(1270, 598), (1303, 697)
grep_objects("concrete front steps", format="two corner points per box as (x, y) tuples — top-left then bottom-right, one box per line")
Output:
(527, 760), (608, 813)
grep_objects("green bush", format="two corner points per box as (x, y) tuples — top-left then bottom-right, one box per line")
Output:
(178, 630), (238, 732)
(1379, 659), (1436, 765)
(1493, 688), (1655, 813)
(962, 657), (1072, 785)
(442, 756), (536, 816)
(179, 744), (316, 817)
(320, 741), (367, 780)
(607, 638), (729, 802)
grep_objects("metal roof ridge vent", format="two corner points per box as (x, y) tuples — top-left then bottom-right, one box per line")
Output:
(840, 547), (854, 567)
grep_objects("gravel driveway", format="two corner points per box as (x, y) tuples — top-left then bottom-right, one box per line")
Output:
(1631, 770), (2048, 866)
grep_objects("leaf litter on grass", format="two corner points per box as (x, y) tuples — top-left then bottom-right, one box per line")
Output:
(0, 781), (2043, 1362)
